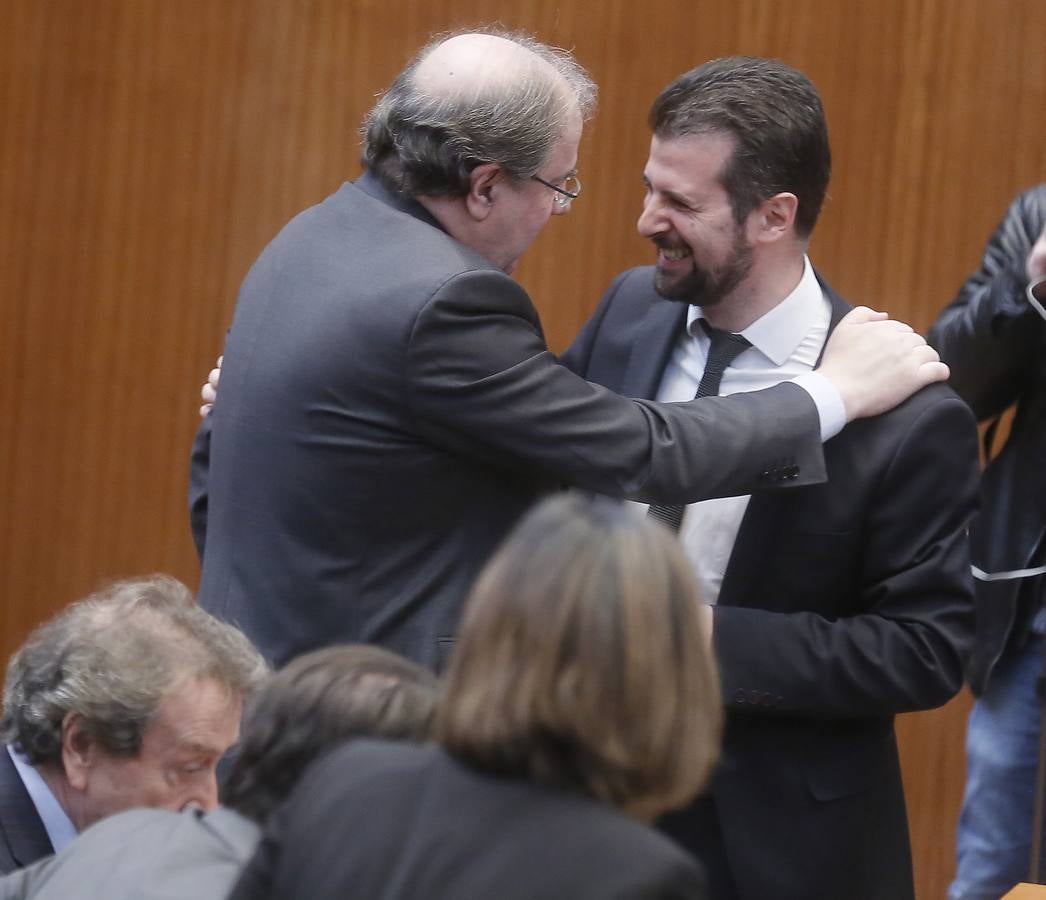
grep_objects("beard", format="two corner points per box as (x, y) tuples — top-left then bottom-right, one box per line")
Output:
(652, 227), (754, 307)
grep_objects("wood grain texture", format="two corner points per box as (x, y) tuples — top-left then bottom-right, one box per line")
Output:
(2, 2), (1044, 896)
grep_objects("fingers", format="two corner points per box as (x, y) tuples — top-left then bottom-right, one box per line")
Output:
(200, 374), (217, 417)
(911, 342), (941, 365)
(198, 355), (223, 417)
(839, 306), (889, 325)
(838, 307), (916, 334)
(916, 360), (950, 386)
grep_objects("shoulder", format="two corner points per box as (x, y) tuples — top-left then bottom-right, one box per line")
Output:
(265, 181), (503, 296)
(600, 266), (659, 307)
(874, 381), (976, 431)
(508, 790), (707, 896)
(834, 381), (979, 483)
(303, 739), (437, 792)
(75, 807), (189, 846)
(580, 265), (664, 340)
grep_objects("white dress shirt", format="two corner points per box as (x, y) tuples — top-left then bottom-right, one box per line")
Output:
(636, 256), (832, 605)
(7, 744), (77, 852)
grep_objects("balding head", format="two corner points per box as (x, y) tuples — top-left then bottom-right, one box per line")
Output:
(413, 32), (567, 104)
(362, 28), (596, 198)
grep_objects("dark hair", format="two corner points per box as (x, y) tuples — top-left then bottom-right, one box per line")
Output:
(362, 28), (596, 197)
(1, 575), (266, 766)
(649, 56), (831, 238)
(222, 644), (438, 823)
(437, 494), (721, 821)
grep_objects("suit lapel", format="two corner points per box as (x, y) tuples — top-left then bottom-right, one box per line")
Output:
(814, 275), (850, 364)
(620, 296), (688, 399)
(718, 272), (850, 607)
(0, 750), (55, 869)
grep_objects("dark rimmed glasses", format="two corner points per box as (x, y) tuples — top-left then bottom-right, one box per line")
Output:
(531, 173), (581, 208)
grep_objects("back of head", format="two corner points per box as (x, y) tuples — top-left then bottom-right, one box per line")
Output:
(362, 28), (596, 197)
(0, 575), (267, 766)
(436, 494), (721, 821)
(649, 56), (831, 238)
(222, 644), (439, 823)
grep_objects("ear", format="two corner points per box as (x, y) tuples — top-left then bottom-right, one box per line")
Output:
(463, 162), (504, 221)
(750, 192), (798, 244)
(61, 712), (95, 791)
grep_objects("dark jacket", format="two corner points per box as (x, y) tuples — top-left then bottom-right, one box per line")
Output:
(229, 740), (707, 900)
(928, 184), (1046, 693)
(0, 752), (52, 876)
(564, 266), (980, 900)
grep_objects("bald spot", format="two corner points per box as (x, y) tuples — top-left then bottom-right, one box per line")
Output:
(414, 32), (569, 106)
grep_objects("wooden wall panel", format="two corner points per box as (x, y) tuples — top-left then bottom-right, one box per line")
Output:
(3, 2), (1044, 896)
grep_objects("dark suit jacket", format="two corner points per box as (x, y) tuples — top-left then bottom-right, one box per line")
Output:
(0, 752), (53, 876)
(928, 184), (1046, 693)
(192, 173), (827, 669)
(229, 740), (707, 900)
(562, 266), (980, 900)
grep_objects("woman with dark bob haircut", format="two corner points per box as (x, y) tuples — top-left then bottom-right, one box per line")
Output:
(230, 494), (720, 900)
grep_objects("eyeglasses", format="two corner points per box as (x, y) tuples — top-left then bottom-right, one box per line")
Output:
(531, 173), (581, 208)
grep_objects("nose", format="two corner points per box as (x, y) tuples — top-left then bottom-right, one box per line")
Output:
(637, 193), (666, 238)
(181, 771), (220, 812)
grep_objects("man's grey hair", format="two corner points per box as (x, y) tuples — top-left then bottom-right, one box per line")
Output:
(362, 28), (597, 197)
(1, 574), (268, 767)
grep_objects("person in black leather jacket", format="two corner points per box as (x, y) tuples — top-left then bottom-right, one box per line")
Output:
(929, 184), (1046, 900)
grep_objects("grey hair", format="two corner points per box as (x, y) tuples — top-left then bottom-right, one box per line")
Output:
(362, 28), (597, 197)
(1, 574), (268, 767)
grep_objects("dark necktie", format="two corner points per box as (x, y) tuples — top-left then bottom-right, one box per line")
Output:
(647, 322), (752, 533)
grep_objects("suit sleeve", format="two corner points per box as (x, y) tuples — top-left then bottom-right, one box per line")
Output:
(187, 414), (211, 561)
(927, 187), (1046, 421)
(0, 856), (51, 900)
(711, 394), (979, 718)
(404, 269), (827, 504)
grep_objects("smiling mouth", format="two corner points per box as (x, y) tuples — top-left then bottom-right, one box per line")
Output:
(659, 246), (691, 261)
(655, 239), (693, 267)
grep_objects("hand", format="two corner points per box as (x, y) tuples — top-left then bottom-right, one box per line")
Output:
(1027, 223), (1046, 282)
(818, 307), (948, 421)
(199, 355), (222, 417)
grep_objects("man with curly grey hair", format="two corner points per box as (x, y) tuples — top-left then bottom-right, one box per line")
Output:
(0, 575), (266, 874)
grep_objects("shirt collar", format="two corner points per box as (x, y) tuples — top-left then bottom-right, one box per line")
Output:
(686, 256), (823, 365)
(7, 745), (78, 852)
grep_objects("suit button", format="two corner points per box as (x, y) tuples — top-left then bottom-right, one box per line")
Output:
(733, 688), (747, 704)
